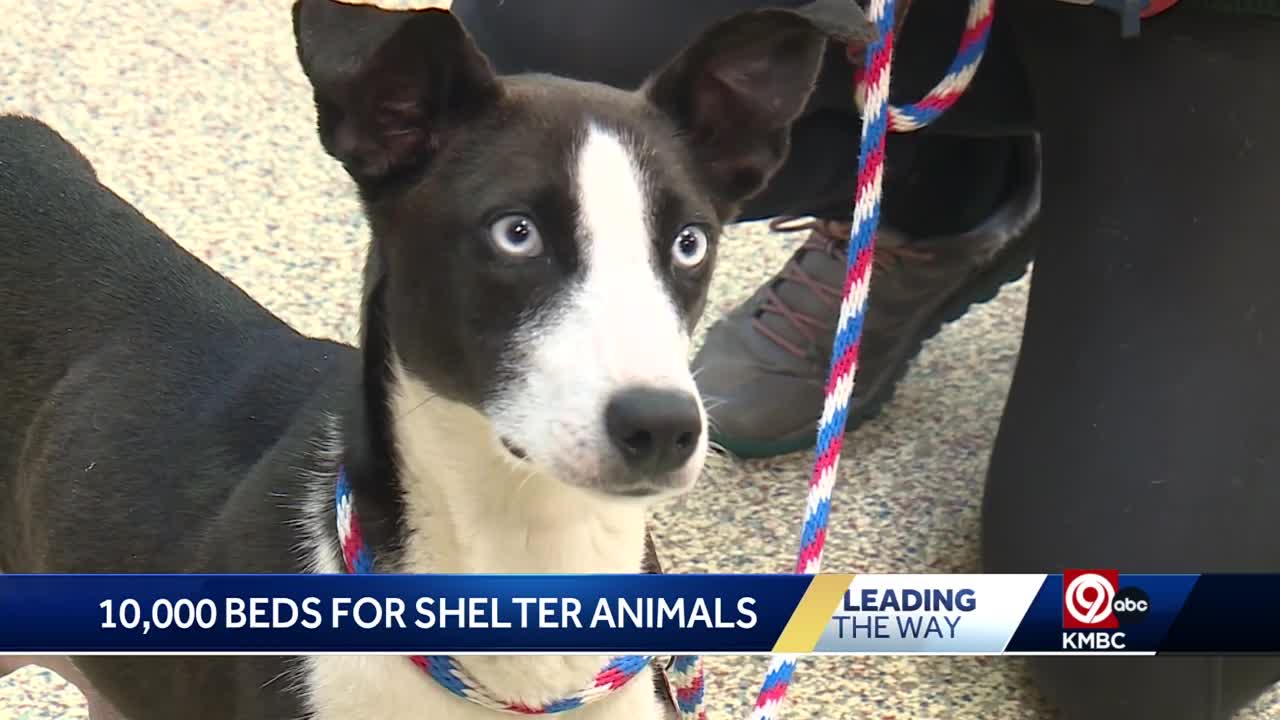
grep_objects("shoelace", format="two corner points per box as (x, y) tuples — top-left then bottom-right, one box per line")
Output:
(753, 217), (934, 360)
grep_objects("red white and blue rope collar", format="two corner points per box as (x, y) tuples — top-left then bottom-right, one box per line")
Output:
(332, 0), (991, 716)
(335, 468), (686, 715)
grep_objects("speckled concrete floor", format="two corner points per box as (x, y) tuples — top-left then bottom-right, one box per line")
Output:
(1, 1), (1277, 719)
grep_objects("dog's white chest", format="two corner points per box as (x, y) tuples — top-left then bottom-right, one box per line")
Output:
(304, 655), (665, 720)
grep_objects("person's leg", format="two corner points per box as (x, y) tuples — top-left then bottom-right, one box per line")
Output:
(454, 0), (1031, 222)
(984, 4), (1280, 718)
(454, 0), (1043, 458)
(691, 0), (1040, 458)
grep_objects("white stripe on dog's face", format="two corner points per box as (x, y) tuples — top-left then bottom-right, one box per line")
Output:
(485, 122), (707, 498)
(574, 124), (692, 385)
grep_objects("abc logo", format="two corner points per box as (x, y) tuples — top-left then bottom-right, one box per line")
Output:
(1062, 569), (1150, 629)
(1113, 587), (1151, 623)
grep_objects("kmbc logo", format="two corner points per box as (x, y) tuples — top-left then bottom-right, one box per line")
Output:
(1062, 569), (1150, 630)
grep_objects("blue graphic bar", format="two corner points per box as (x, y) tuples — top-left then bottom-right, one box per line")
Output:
(0, 574), (809, 653)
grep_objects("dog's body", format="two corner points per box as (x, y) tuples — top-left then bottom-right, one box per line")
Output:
(0, 114), (361, 719)
(0, 2), (870, 718)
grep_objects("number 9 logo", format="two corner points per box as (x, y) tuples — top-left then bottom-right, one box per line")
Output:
(1065, 572), (1116, 625)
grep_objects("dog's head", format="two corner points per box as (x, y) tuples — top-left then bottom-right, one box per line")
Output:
(293, 0), (871, 501)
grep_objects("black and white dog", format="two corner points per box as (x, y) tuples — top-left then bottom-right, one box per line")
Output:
(0, 1), (870, 718)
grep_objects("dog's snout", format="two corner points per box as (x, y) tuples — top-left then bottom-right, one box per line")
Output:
(605, 386), (702, 474)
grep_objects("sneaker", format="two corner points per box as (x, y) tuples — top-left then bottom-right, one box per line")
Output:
(693, 136), (1042, 459)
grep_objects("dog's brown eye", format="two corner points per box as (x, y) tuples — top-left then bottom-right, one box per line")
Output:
(489, 214), (544, 258)
(672, 225), (709, 270)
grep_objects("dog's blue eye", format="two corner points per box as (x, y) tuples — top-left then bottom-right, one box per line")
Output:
(489, 214), (544, 258)
(671, 226), (709, 269)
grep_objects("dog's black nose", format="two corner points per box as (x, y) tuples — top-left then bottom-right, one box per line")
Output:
(605, 386), (702, 474)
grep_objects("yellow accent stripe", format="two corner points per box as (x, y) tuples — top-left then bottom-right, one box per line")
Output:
(771, 574), (855, 653)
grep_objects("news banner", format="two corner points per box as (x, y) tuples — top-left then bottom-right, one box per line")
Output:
(0, 572), (1276, 655)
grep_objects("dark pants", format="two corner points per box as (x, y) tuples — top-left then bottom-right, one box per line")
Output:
(453, 0), (1280, 717)
(986, 4), (1280, 719)
(456, 0), (1033, 236)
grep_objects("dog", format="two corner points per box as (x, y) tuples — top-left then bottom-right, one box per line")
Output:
(0, 1), (871, 718)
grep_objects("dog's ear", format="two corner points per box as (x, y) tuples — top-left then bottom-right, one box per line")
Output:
(292, 0), (499, 182)
(643, 1), (875, 216)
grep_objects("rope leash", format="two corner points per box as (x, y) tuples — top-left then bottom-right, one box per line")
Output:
(742, 1), (994, 718)
(743, 1), (896, 717)
(331, 0), (993, 715)
(855, 0), (994, 132)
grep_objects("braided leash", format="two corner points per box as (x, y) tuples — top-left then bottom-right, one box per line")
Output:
(855, 0), (994, 133)
(331, 0), (992, 716)
(743, 2), (896, 717)
(744, 1), (995, 718)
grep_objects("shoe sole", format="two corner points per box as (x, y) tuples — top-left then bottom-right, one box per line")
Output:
(711, 221), (1039, 461)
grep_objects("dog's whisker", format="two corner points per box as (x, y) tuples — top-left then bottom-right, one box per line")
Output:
(708, 440), (741, 461)
(394, 391), (440, 422)
(706, 415), (723, 435)
(515, 467), (539, 495)
(261, 668), (292, 690)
